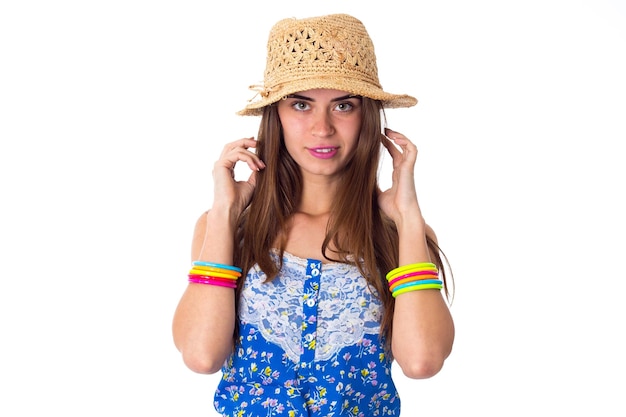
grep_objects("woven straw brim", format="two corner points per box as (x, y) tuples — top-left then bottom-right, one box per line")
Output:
(237, 13), (418, 116)
(238, 80), (417, 116)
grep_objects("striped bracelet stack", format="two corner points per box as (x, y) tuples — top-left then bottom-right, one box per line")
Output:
(188, 261), (242, 288)
(386, 262), (443, 298)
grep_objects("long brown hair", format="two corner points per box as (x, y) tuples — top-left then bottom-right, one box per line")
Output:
(233, 98), (452, 351)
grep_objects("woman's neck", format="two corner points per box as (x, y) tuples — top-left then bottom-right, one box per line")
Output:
(297, 176), (339, 215)
(297, 191), (334, 216)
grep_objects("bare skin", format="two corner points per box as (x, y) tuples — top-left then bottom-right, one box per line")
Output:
(172, 89), (454, 378)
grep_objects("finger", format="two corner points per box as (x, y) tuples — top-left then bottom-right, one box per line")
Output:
(384, 129), (418, 159)
(381, 134), (401, 159)
(218, 138), (265, 171)
(384, 128), (409, 141)
(221, 137), (257, 156)
(247, 169), (258, 188)
(215, 150), (265, 173)
(384, 128), (415, 145)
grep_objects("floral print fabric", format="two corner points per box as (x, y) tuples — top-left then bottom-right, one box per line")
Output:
(214, 251), (400, 416)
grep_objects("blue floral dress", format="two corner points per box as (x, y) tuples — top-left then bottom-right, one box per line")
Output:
(214, 251), (400, 416)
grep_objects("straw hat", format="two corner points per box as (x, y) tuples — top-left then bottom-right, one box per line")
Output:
(238, 14), (417, 116)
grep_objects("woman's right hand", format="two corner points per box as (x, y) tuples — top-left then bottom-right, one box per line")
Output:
(211, 137), (265, 214)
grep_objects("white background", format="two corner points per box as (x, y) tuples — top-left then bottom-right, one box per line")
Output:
(1, 0), (625, 415)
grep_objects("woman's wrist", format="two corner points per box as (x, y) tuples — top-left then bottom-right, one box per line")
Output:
(394, 211), (431, 264)
(393, 207), (426, 234)
(206, 203), (242, 230)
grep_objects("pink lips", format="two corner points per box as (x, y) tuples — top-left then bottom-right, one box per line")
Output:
(308, 147), (339, 159)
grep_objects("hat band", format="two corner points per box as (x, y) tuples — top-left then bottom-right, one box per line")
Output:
(246, 84), (273, 103)
(247, 74), (384, 102)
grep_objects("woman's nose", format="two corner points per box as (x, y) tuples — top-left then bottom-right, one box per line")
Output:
(311, 111), (335, 137)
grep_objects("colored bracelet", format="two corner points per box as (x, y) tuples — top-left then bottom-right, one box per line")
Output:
(387, 270), (439, 287)
(388, 275), (439, 289)
(192, 261), (242, 273)
(386, 262), (437, 281)
(392, 283), (443, 298)
(389, 276), (440, 292)
(190, 264), (242, 277)
(188, 274), (237, 284)
(188, 276), (237, 288)
(391, 279), (443, 292)
(186, 261), (242, 289)
(188, 269), (239, 279)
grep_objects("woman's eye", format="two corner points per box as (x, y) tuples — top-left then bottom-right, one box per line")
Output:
(292, 101), (310, 111)
(335, 102), (354, 112)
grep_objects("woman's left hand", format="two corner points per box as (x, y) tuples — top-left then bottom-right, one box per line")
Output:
(378, 128), (424, 225)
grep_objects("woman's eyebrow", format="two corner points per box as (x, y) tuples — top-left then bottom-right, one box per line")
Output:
(285, 94), (358, 102)
(285, 94), (313, 101)
(331, 94), (359, 102)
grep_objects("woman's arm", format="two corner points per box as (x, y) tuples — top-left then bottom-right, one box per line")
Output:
(378, 128), (454, 378)
(390, 220), (455, 379)
(172, 138), (264, 374)
(172, 209), (238, 374)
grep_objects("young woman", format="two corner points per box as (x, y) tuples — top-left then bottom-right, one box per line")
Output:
(173, 13), (454, 416)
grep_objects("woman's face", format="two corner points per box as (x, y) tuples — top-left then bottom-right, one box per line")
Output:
(277, 89), (362, 180)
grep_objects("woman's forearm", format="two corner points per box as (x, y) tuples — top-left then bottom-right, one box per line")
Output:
(391, 218), (455, 379)
(172, 208), (239, 374)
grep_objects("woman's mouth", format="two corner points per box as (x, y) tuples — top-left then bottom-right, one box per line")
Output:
(308, 147), (339, 159)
